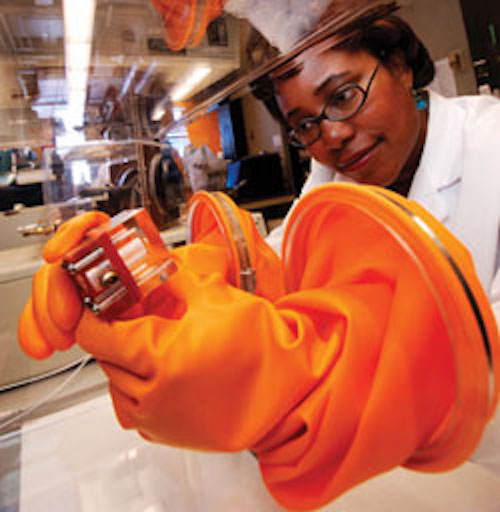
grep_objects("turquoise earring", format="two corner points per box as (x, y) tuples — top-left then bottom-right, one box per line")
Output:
(413, 89), (429, 111)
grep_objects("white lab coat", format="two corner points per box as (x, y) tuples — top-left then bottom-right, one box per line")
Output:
(266, 90), (500, 472)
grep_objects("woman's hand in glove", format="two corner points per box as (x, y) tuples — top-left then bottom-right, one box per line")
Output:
(72, 260), (354, 452)
(18, 211), (110, 359)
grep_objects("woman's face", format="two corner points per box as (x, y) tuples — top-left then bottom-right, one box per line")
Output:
(274, 47), (426, 187)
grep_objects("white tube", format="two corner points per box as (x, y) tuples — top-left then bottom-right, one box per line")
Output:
(0, 355), (93, 432)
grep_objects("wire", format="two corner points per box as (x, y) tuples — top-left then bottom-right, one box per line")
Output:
(0, 354), (93, 433)
(0, 356), (93, 393)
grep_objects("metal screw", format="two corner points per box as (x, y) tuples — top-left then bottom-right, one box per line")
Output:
(64, 262), (76, 274)
(101, 270), (119, 288)
(84, 298), (100, 314)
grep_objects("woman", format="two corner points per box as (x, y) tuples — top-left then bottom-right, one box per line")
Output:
(262, 13), (500, 296)
(17, 3), (500, 510)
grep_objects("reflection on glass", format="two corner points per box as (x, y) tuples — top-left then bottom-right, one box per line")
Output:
(0, 1), (246, 233)
(0, 0), (481, 237)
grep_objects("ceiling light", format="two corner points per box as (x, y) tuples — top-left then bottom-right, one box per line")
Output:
(171, 66), (211, 102)
(63, 0), (96, 44)
(65, 43), (92, 70)
(63, 0), (96, 126)
(151, 97), (170, 122)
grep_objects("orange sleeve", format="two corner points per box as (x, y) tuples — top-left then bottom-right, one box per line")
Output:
(73, 226), (456, 510)
(18, 187), (498, 511)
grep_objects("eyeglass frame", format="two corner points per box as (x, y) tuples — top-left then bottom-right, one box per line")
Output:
(287, 63), (380, 148)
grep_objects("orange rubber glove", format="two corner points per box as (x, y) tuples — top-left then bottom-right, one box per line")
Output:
(67, 213), (456, 511)
(18, 197), (285, 359)
(71, 186), (497, 512)
(18, 188), (499, 511)
(16, 208), (236, 359)
(18, 211), (110, 359)
(254, 183), (499, 510)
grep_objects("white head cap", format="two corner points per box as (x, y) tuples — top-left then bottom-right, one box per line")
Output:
(224, 0), (386, 54)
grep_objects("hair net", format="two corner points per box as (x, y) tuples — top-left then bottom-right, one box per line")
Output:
(224, 0), (386, 53)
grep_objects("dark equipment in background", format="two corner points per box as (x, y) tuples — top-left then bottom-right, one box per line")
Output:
(226, 153), (286, 202)
(460, 0), (500, 89)
(218, 99), (248, 161)
(0, 183), (43, 211)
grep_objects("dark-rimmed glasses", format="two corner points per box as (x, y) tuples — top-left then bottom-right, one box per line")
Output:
(288, 64), (380, 148)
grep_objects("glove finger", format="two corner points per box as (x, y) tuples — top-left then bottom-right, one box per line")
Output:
(18, 298), (54, 360)
(43, 211), (110, 263)
(32, 265), (77, 350)
(46, 264), (83, 330)
(76, 310), (164, 378)
(99, 360), (151, 403)
(108, 381), (141, 430)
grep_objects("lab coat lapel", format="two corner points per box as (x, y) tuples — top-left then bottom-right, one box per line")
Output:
(450, 113), (500, 291)
(411, 92), (499, 291)
(408, 92), (465, 223)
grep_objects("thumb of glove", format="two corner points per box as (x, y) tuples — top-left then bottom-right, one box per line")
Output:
(43, 211), (110, 263)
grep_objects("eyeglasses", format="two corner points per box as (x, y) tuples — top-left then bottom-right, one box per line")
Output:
(288, 64), (380, 148)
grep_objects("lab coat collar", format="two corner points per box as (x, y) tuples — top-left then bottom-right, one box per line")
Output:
(408, 91), (465, 221)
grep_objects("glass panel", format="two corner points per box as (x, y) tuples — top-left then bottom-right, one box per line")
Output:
(0, 0), (390, 241)
(0, 0), (487, 403)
